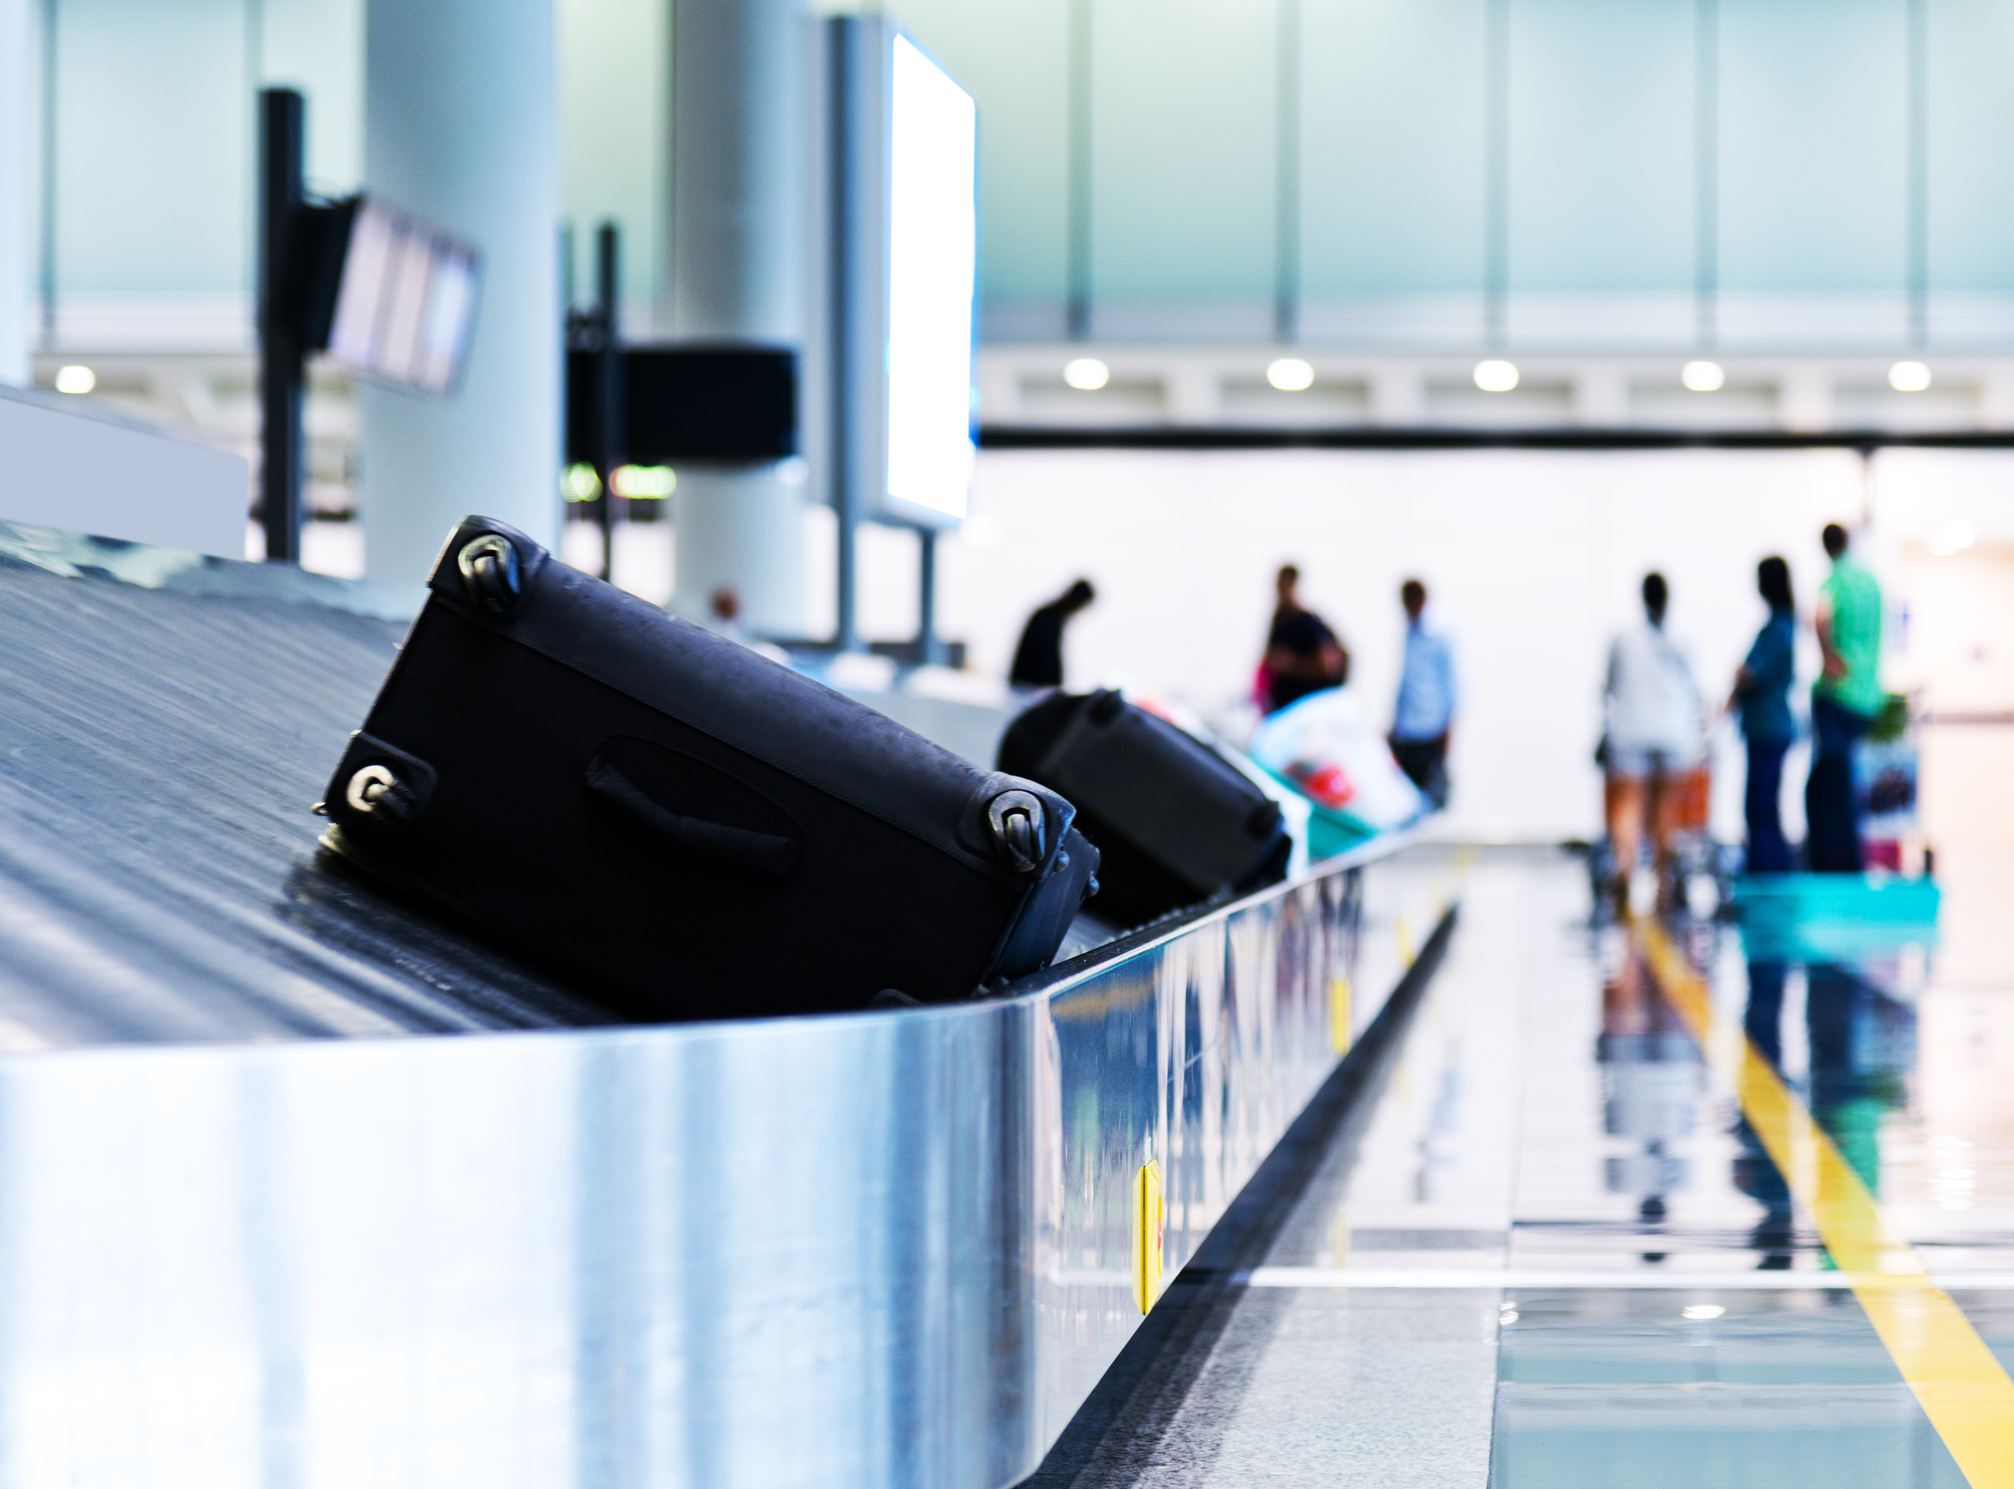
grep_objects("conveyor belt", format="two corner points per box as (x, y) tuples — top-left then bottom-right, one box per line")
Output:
(0, 520), (1458, 1489)
(0, 522), (620, 1043)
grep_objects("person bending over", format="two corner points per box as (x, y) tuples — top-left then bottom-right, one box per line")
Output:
(1009, 578), (1096, 689)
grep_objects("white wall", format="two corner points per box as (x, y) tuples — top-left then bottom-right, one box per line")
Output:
(922, 445), (1988, 842)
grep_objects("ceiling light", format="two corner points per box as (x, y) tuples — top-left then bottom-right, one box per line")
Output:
(1928, 519), (1976, 556)
(1063, 357), (1110, 391)
(1474, 359), (1519, 393)
(1267, 357), (1315, 392)
(1681, 360), (1725, 392)
(1890, 361), (1932, 392)
(54, 365), (95, 395)
(1681, 1304), (1726, 1320)
(562, 464), (601, 501)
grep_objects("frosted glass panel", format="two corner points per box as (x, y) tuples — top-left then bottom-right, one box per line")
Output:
(1719, 0), (1906, 293)
(1507, 0), (1691, 293)
(1927, 0), (2014, 293)
(1300, 0), (1487, 298)
(898, 0), (1072, 309)
(1090, 0), (1275, 317)
(55, 0), (249, 294)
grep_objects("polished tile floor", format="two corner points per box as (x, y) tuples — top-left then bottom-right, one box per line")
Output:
(1058, 832), (2014, 1486)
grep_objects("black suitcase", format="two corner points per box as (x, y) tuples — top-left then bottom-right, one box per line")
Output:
(318, 516), (1099, 1021)
(998, 689), (1290, 927)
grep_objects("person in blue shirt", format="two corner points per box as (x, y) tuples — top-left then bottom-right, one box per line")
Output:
(1391, 578), (1456, 809)
(1729, 556), (1796, 873)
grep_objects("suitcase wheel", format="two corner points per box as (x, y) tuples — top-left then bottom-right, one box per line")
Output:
(987, 790), (1046, 873)
(456, 533), (524, 615)
(344, 762), (421, 825)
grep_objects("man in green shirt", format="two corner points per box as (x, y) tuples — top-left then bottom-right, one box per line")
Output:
(1805, 523), (1882, 871)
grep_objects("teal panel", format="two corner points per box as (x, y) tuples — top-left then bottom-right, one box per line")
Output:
(1718, 0), (1907, 293)
(1926, 0), (2014, 292)
(896, 0), (1072, 310)
(260, 0), (364, 195)
(54, 0), (250, 295)
(1507, 0), (1692, 293)
(1088, 0), (1276, 303)
(559, 0), (666, 312)
(1300, 0), (1487, 297)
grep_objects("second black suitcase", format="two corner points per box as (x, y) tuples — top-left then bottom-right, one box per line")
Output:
(318, 516), (1099, 1020)
(998, 689), (1290, 927)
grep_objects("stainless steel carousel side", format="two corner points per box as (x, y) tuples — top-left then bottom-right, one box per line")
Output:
(0, 844), (1446, 1489)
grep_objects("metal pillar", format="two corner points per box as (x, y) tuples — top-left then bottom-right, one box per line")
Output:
(361, 0), (560, 584)
(665, 0), (806, 635)
(827, 15), (865, 652)
(257, 88), (306, 565)
(915, 527), (942, 667)
(0, 0), (32, 386)
(595, 221), (622, 580)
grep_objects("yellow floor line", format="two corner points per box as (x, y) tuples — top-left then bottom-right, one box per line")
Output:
(1636, 918), (2014, 1487)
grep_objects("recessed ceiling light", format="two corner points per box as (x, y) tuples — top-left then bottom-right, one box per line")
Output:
(1890, 361), (1932, 392)
(1681, 1304), (1726, 1320)
(1267, 357), (1315, 392)
(1681, 360), (1725, 392)
(1063, 357), (1110, 391)
(54, 365), (95, 395)
(1474, 359), (1519, 393)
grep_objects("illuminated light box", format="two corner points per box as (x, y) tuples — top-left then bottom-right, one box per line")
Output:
(883, 35), (977, 527)
(825, 17), (979, 532)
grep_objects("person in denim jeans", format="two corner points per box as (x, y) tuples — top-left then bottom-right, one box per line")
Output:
(1805, 525), (1882, 872)
(1730, 557), (1796, 873)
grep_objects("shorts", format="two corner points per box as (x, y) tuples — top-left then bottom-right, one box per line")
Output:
(1605, 744), (1700, 781)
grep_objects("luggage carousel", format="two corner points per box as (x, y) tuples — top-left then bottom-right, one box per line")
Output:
(0, 522), (1456, 1488)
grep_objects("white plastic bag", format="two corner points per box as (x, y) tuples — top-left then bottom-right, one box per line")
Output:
(1249, 687), (1426, 832)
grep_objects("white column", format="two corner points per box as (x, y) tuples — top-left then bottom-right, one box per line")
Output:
(0, 0), (34, 387)
(665, 0), (807, 636)
(359, 0), (560, 584)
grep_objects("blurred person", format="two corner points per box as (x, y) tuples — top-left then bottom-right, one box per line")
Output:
(705, 586), (749, 641)
(1390, 578), (1455, 809)
(1009, 578), (1095, 689)
(1264, 565), (1348, 714)
(1729, 557), (1796, 873)
(1805, 523), (1883, 872)
(1600, 572), (1704, 913)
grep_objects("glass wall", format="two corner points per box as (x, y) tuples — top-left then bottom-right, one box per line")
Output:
(30, 0), (2014, 351)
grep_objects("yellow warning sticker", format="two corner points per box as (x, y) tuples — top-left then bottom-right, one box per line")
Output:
(1134, 1160), (1164, 1315)
(1329, 973), (1353, 1053)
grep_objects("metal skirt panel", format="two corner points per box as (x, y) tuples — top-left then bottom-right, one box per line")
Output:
(0, 848), (1446, 1489)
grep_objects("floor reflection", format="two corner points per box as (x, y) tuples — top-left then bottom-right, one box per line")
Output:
(1494, 867), (1966, 1488)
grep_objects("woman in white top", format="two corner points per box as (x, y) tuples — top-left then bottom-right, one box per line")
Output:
(1601, 572), (1704, 910)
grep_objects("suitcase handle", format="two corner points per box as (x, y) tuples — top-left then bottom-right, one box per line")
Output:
(584, 758), (800, 879)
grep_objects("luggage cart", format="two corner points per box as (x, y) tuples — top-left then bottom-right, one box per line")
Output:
(1587, 760), (1732, 919)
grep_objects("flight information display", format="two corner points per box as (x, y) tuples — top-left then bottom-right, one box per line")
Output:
(325, 200), (481, 397)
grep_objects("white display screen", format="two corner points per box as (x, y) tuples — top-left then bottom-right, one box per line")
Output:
(326, 199), (481, 396)
(885, 34), (977, 526)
